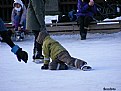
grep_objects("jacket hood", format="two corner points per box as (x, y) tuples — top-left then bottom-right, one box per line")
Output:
(36, 31), (50, 44)
(13, 0), (24, 8)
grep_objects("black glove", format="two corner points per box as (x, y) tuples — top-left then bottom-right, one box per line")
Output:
(16, 48), (28, 63)
(41, 64), (49, 70)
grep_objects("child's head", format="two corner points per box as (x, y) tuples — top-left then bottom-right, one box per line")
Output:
(14, 3), (21, 8)
(13, 0), (23, 9)
(36, 31), (50, 45)
(14, 3), (22, 11)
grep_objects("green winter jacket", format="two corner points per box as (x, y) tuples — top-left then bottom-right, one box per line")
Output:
(43, 36), (66, 64)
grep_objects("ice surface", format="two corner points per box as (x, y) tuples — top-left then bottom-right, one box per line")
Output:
(0, 32), (121, 91)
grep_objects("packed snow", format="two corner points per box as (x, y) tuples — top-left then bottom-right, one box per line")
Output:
(0, 31), (121, 91)
(45, 15), (58, 24)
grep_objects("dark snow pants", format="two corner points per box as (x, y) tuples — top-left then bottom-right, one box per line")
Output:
(50, 51), (86, 69)
(78, 16), (93, 39)
(32, 30), (43, 55)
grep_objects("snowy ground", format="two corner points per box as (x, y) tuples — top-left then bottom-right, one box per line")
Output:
(0, 32), (121, 91)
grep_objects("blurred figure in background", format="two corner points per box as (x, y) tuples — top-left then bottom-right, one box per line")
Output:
(11, 0), (27, 40)
(77, 0), (97, 40)
(68, 9), (77, 22)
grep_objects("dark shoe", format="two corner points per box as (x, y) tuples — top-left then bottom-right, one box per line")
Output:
(81, 33), (86, 40)
(75, 59), (87, 68)
(33, 51), (44, 63)
(81, 37), (86, 40)
(33, 52), (44, 59)
(41, 64), (49, 70)
(20, 32), (25, 39)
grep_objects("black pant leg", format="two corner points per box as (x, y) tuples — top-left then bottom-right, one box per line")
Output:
(84, 16), (93, 36)
(78, 16), (86, 39)
(32, 31), (42, 55)
(78, 16), (93, 39)
(84, 16), (93, 27)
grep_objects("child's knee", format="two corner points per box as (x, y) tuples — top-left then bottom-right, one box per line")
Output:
(49, 61), (68, 70)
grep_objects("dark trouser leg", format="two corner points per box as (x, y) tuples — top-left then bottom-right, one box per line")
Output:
(32, 30), (43, 59)
(49, 60), (68, 70)
(83, 16), (93, 39)
(14, 15), (21, 31)
(57, 51), (75, 66)
(84, 16), (93, 29)
(78, 16), (93, 40)
(0, 31), (15, 48)
(78, 16), (86, 40)
(57, 51), (87, 69)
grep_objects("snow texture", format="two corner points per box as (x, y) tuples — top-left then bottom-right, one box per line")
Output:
(0, 31), (121, 91)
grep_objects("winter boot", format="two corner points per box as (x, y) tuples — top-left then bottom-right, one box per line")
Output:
(74, 59), (87, 68)
(15, 31), (21, 41)
(81, 30), (87, 40)
(81, 34), (86, 40)
(74, 59), (92, 71)
(20, 31), (25, 40)
(33, 48), (44, 64)
(81, 65), (92, 71)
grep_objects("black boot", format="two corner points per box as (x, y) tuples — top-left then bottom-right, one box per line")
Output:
(33, 51), (44, 59)
(33, 48), (44, 64)
(81, 33), (86, 40)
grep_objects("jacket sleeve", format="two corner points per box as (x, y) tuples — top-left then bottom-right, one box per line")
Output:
(81, 4), (89, 12)
(78, 0), (92, 13)
(20, 5), (27, 25)
(43, 43), (50, 64)
(11, 9), (15, 26)
(77, 0), (81, 11)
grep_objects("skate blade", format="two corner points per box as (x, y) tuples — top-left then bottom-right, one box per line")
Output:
(33, 59), (44, 64)
(81, 66), (92, 71)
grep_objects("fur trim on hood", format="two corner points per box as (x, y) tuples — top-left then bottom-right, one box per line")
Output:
(13, 0), (24, 8)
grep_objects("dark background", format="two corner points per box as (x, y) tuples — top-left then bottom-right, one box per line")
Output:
(0, 0), (121, 22)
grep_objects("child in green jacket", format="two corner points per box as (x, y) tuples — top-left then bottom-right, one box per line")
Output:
(36, 31), (91, 71)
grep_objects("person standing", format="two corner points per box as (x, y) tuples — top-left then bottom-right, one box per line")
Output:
(26, 0), (46, 62)
(77, 0), (97, 40)
(0, 18), (28, 63)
